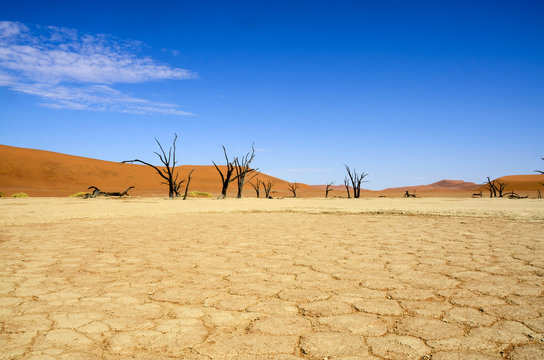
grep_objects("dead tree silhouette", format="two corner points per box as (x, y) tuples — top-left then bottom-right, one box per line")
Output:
(485, 177), (507, 198)
(213, 146), (238, 199)
(472, 191), (483, 198)
(250, 179), (261, 198)
(288, 182), (299, 198)
(262, 179), (276, 198)
(344, 176), (351, 199)
(325, 181), (335, 198)
(504, 190), (528, 199)
(122, 134), (181, 198)
(234, 144), (257, 198)
(539, 157), (544, 195)
(182, 169), (195, 200)
(344, 165), (368, 198)
(404, 190), (417, 198)
(85, 186), (134, 198)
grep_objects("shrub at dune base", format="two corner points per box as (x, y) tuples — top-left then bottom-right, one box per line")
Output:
(0, 191), (4, 197)
(11, 192), (29, 197)
(187, 191), (213, 198)
(69, 192), (89, 198)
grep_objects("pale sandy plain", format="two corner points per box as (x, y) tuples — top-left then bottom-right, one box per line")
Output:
(1, 197), (544, 360)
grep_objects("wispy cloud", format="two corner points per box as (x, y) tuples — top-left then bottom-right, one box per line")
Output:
(0, 21), (195, 115)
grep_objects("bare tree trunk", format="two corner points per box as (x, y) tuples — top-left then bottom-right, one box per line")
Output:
(213, 146), (238, 199)
(262, 180), (275, 198)
(496, 180), (506, 198)
(123, 134), (180, 198)
(250, 179), (261, 198)
(84, 186), (134, 198)
(325, 181), (334, 198)
(344, 176), (351, 199)
(183, 169), (195, 200)
(288, 182), (299, 198)
(234, 144), (257, 199)
(345, 165), (368, 198)
(486, 177), (497, 198)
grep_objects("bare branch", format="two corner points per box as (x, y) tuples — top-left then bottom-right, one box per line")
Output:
(344, 165), (368, 198)
(234, 143), (257, 198)
(122, 133), (181, 198)
(325, 181), (335, 198)
(183, 169), (195, 200)
(288, 182), (299, 198)
(262, 179), (276, 198)
(344, 176), (351, 199)
(213, 146), (240, 199)
(122, 159), (170, 182)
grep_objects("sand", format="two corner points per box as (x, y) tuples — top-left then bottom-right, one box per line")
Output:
(3, 144), (544, 198)
(1, 197), (543, 359)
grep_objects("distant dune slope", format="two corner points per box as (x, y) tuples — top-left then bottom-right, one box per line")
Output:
(2, 145), (542, 197)
(383, 179), (480, 192)
(476, 175), (544, 192)
(0, 145), (315, 197)
(384, 177), (544, 195)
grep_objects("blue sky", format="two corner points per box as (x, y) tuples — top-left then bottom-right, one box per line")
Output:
(1, 1), (543, 189)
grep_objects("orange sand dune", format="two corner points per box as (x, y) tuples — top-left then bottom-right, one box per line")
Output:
(475, 174), (544, 193)
(383, 179), (480, 192)
(0, 145), (316, 197)
(2, 145), (543, 198)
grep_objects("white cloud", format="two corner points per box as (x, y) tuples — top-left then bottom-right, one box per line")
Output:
(0, 21), (195, 115)
(0, 21), (27, 38)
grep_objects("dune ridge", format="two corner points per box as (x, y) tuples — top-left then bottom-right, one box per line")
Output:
(0, 144), (317, 197)
(1, 144), (543, 197)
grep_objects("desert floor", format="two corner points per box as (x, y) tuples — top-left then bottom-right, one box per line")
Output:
(1, 197), (543, 360)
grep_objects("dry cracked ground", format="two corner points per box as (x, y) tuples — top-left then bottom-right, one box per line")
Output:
(1, 198), (543, 359)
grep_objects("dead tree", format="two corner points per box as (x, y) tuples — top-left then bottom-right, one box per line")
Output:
(404, 190), (417, 198)
(535, 157), (543, 199)
(85, 186), (103, 198)
(485, 177), (507, 198)
(345, 165), (368, 198)
(472, 191), (482, 198)
(122, 134), (180, 198)
(288, 182), (299, 198)
(485, 177), (497, 198)
(109, 186), (135, 197)
(250, 177), (261, 198)
(85, 186), (134, 198)
(504, 191), (528, 199)
(325, 181), (335, 198)
(234, 144), (257, 198)
(262, 179), (276, 198)
(172, 176), (185, 197)
(182, 169), (195, 200)
(213, 146), (238, 199)
(496, 180), (506, 197)
(344, 176), (351, 199)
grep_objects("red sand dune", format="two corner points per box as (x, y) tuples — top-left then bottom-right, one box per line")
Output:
(381, 177), (543, 197)
(383, 179), (480, 192)
(0, 145), (316, 197)
(1, 145), (543, 198)
(475, 175), (544, 192)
